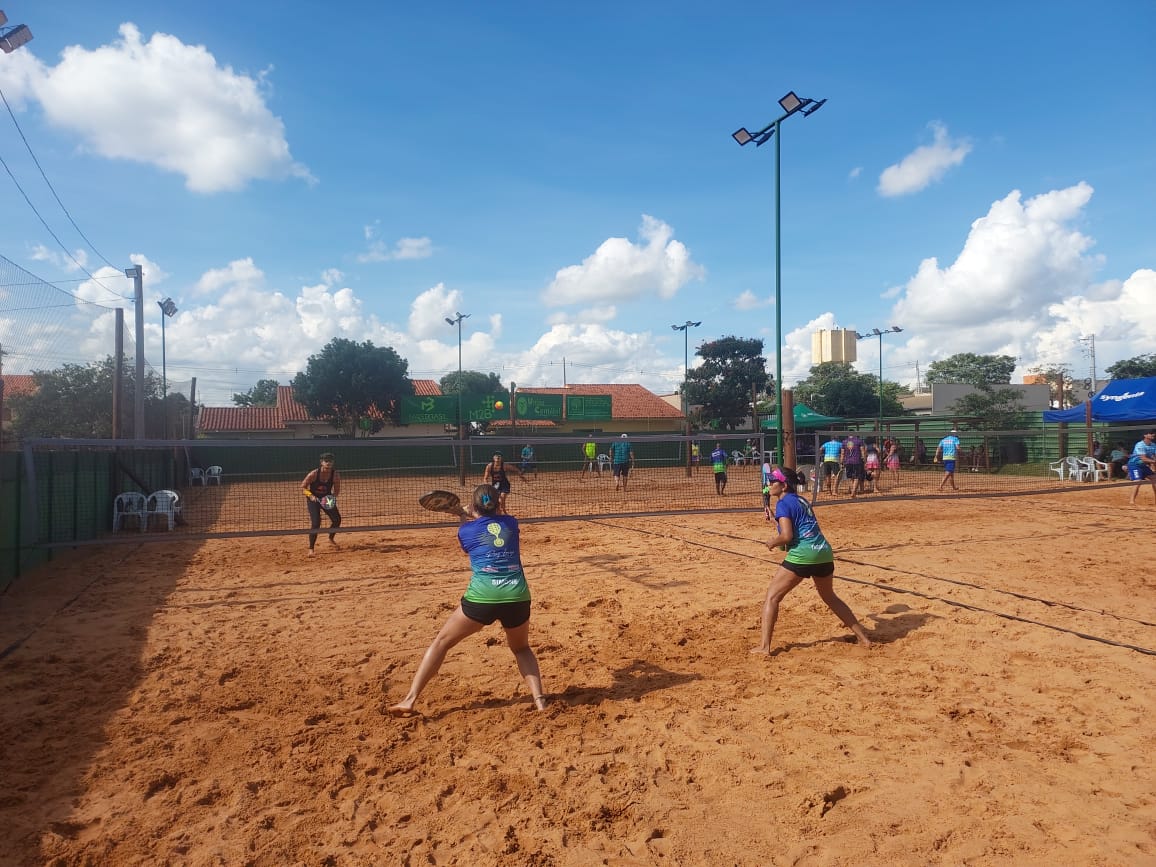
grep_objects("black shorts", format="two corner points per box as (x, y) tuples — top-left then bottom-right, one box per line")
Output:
(844, 464), (865, 480)
(613, 463), (630, 478)
(781, 559), (835, 578)
(823, 461), (840, 477)
(493, 478), (511, 494)
(460, 598), (531, 628)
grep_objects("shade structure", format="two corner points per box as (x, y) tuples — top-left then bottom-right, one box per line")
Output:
(760, 403), (843, 430)
(1043, 377), (1156, 423)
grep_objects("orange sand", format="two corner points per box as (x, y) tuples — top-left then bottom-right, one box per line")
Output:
(1, 487), (1153, 865)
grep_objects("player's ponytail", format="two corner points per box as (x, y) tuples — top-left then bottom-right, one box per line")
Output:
(473, 484), (500, 516)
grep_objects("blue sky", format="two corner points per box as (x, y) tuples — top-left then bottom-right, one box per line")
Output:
(1, 1), (1153, 405)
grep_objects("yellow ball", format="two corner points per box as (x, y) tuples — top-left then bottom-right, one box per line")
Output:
(494, 401), (505, 411)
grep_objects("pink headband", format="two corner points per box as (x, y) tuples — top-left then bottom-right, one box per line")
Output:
(770, 469), (788, 484)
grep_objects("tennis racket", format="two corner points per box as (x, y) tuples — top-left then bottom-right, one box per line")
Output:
(418, 490), (462, 514)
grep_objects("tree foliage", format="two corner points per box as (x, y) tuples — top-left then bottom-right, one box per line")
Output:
(8, 357), (184, 439)
(439, 370), (506, 397)
(291, 338), (412, 437)
(949, 385), (1030, 431)
(926, 353), (1016, 387)
(1105, 353), (1156, 380)
(684, 336), (770, 431)
(792, 362), (907, 418)
(232, 378), (280, 407)
(1027, 363), (1086, 409)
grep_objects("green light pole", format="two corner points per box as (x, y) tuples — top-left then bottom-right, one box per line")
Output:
(445, 311), (470, 485)
(672, 320), (702, 476)
(732, 90), (826, 464)
(856, 326), (903, 430)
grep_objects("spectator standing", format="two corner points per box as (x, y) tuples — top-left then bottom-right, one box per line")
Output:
(842, 433), (866, 498)
(820, 434), (842, 495)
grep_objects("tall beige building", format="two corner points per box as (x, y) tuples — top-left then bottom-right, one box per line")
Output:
(811, 329), (859, 365)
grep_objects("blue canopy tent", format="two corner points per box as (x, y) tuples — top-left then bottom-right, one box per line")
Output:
(1043, 378), (1156, 423)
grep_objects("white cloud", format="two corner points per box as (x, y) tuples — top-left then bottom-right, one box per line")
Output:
(23, 23), (311, 193)
(30, 244), (87, 272)
(879, 182), (1156, 383)
(357, 226), (433, 263)
(734, 290), (772, 311)
(541, 214), (705, 306)
(877, 122), (972, 197)
(848, 166), (862, 179)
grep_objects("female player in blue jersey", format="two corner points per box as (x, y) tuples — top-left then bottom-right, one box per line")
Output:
(388, 484), (547, 716)
(752, 467), (872, 655)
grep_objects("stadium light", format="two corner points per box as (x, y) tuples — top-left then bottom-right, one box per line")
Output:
(158, 298), (178, 438)
(672, 320), (702, 476)
(856, 326), (902, 429)
(0, 10), (33, 54)
(732, 90), (827, 464)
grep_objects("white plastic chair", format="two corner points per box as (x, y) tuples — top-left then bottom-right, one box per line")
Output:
(113, 492), (148, 532)
(146, 489), (182, 531)
(1048, 459), (1067, 481)
(731, 450), (747, 466)
(205, 465), (223, 485)
(1081, 456), (1111, 482)
(596, 454), (610, 473)
(1064, 456), (1088, 482)
(189, 467), (205, 486)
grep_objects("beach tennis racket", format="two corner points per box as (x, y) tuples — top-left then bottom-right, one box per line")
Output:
(418, 490), (461, 514)
(321, 495), (336, 510)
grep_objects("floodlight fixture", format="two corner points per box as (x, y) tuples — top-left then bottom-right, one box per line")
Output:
(672, 320), (703, 474)
(778, 91), (803, 114)
(0, 18), (32, 54)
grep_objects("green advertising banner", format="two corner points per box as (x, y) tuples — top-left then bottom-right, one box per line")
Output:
(400, 395), (510, 424)
(565, 394), (612, 421)
(515, 393), (564, 420)
(399, 395), (457, 424)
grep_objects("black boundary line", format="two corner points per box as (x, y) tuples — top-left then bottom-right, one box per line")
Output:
(575, 517), (1156, 657)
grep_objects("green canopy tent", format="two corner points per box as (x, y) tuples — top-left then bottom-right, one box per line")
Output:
(760, 403), (843, 430)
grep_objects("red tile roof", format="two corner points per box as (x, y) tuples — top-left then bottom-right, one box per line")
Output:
(413, 379), (441, 396)
(1, 374), (37, 398)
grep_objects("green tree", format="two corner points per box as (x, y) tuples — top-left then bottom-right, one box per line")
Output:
(291, 338), (412, 437)
(439, 370), (506, 398)
(1028, 363), (1084, 409)
(9, 357), (168, 439)
(926, 353), (1016, 387)
(232, 378), (279, 407)
(949, 385), (1029, 431)
(684, 336), (770, 431)
(792, 362), (905, 418)
(1105, 353), (1156, 380)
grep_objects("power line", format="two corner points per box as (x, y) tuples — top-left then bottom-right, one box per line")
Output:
(0, 86), (121, 273)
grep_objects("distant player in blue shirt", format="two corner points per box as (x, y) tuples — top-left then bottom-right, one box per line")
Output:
(820, 435), (842, 495)
(1127, 429), (1156, 505)
(611, 434), (635, 492)
(935, 428), (962, 492)
(388, 484), (546, 716)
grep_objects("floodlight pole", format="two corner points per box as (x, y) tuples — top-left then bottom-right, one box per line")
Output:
(446, 311), (470, 486)
(672, 320), (702, 476)
(732, 91), (826, 466)
(856, 326), (902, 431)
(125, 265), (145, 439)
(157, 298), (177, 438)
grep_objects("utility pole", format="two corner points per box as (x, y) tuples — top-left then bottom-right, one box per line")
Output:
(125, 265), (145, 439)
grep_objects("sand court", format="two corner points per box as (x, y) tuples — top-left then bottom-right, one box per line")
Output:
(1, 487), (1153, 865)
